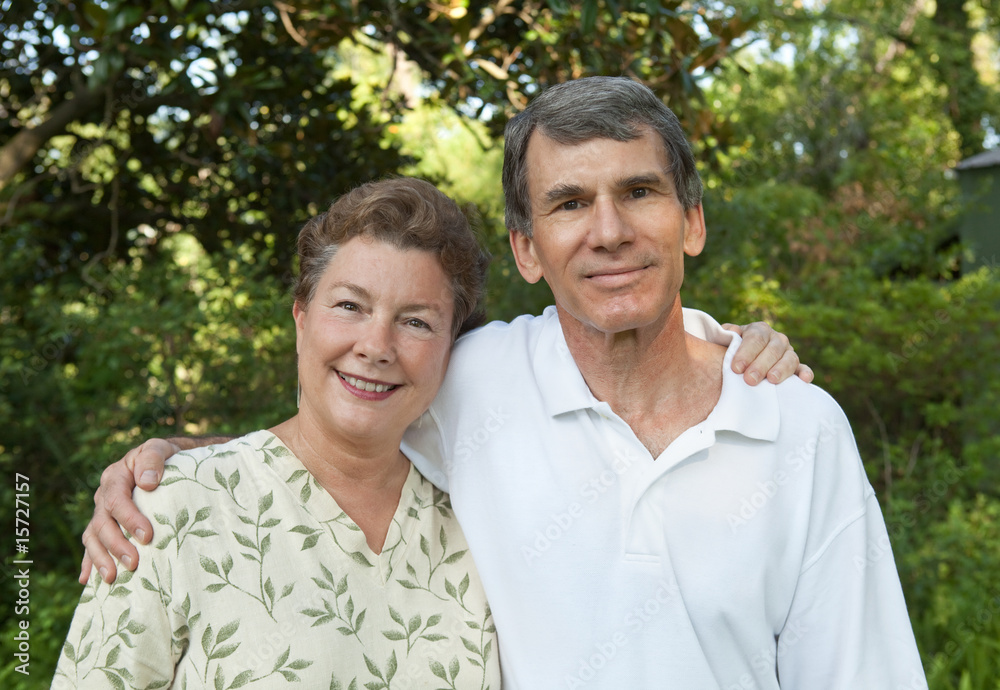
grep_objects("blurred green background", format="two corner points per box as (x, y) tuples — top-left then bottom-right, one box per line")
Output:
(2, 1), (999, 687)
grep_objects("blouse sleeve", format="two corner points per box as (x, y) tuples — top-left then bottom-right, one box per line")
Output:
(52, 536), (182, 689)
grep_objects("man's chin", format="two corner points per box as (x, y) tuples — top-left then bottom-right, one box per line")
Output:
(556, 296), (679, 339)
(571, 308), (660, 337)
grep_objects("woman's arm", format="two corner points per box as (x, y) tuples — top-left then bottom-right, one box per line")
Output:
(57, 537), (178, 686)
(723, 321), (813, 385)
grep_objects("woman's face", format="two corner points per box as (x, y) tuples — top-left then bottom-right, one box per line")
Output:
(294, 236), (455, 446)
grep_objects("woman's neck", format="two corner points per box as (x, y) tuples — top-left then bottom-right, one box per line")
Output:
(269, 415), (411, 554)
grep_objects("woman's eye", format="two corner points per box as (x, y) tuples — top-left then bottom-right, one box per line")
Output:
(406, 318), (430, 329)
(337, 302), (360, 312)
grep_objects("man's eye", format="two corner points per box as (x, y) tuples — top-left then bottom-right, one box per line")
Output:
(631, 188), (648, 199)
(561, 200), (580, 211)
(406, 318), (430, 329)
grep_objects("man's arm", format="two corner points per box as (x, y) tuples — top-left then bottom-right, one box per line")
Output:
(79, 436), (232, 584)
(80, 322), (810, 584)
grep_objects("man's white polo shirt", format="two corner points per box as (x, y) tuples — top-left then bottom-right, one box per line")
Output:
(403, 306), (926, 689)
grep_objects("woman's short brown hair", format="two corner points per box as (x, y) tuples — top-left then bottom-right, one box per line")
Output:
(294, 177), (490, 339)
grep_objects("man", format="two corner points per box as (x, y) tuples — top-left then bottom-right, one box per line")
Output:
(83, 77), (924, 687)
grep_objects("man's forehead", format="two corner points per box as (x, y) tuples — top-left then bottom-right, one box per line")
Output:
(525, 129), (672, 191)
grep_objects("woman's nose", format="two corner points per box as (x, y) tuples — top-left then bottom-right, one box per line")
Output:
(354, 318), (396, 365)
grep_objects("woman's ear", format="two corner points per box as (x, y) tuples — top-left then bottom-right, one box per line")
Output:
(293, 300), (306, 355)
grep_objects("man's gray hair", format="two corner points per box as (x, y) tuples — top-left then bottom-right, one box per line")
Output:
(502, 76), (704, 237)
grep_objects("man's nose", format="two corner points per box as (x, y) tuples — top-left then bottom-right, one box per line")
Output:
(588, 198), (635, 252)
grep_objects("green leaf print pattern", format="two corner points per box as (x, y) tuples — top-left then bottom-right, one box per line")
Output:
(197, 490), (295, 621)
(396, 526), (468, 601)
(53, 433), (498, 689)
(299, 564), (367, 643)
(153, 506), (217, 552)
(381, 607), (447, 652)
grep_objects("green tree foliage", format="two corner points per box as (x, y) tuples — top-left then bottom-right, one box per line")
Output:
(2, 0), (999, 686)
(685, 4), (1000, 687)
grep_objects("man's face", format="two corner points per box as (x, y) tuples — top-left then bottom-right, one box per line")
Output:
(510, 127), (706, 339)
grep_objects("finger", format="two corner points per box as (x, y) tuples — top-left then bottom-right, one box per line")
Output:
(131, 439), (173, 490)
(81, 522), (119, 584)
(83, 498), (141, 578)
(743, 327), (792, 385)
(795, 362), (815, 384)
(731, 322), (775, 377)
(96, 511), (139, 571)
(99, 462), (153, 544)
(763, 347), (801, 385)
(79, 553), (93, 585)
(720, 323), (742, 335)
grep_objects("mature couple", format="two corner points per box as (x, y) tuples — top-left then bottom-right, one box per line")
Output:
(56, 77), (925, 688)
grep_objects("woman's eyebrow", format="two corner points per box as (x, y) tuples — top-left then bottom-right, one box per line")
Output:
(325, 281), (373, 301)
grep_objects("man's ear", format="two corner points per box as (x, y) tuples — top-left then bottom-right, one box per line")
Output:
(509, 229), (544, 284)
(683, 204), (707, 257)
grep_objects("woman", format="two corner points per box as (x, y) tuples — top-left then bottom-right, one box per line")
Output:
(53, 178), (501, 688)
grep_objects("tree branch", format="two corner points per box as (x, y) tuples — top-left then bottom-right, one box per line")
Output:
(0, 87), (105, 190)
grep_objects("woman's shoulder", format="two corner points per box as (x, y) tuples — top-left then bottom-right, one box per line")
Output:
(166, 430), (268, 467)
(141, 430), (277, 505)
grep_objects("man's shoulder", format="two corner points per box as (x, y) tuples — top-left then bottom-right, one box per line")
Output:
(773, 377), (855, 438)
(449, 308), (558, 369)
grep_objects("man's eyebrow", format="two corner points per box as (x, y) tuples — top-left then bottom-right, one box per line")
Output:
(616, 172), (668, 189)
(543, 183), (585, 204)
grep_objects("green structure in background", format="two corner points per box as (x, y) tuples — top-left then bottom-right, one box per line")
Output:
(954, 148), (1000, 449)
(955, 149), (1000, 270)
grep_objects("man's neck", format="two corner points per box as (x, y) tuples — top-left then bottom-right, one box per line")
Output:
(559, 300), (726, 458)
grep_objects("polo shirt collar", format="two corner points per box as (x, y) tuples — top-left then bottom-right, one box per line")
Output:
(533, 306), (597, 418)
(532, 306), (781, 443)
(703, 320), (781, 443)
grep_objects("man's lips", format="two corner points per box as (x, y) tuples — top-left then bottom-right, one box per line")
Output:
(585, 265), (649, 284)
